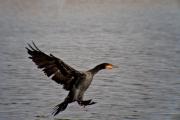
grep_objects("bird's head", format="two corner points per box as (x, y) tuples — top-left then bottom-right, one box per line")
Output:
(104, 63), (118, 70)
(97, 63), (118, 70)
(89, 63), (118, 74)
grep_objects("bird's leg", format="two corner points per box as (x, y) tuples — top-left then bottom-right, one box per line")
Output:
(77, 99), (91, 106)
(78, 99), (96, 107)
(87, 100), (96, 105)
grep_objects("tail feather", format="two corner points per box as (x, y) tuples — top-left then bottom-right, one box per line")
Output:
(52, 101), (68, 116)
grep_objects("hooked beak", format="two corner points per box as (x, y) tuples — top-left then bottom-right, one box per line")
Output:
(112, 65), (119, 68)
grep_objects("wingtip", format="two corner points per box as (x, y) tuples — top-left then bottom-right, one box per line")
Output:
(25, 47), (29, 51)
(25, 41), (42, 52)
(27, 43), (35, 51)
(32, 41), (42, 51)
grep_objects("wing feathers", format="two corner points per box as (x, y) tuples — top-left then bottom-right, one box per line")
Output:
(43, 67), (58, 77)
(26, 42), (83, 91)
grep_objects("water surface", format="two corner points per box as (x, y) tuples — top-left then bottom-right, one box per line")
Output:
(0, 0), (180, 120)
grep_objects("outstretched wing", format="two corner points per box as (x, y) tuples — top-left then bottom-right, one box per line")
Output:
(26, 42), (83, 90)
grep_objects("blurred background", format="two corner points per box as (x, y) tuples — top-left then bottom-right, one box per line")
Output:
(0, 0), (180, 120)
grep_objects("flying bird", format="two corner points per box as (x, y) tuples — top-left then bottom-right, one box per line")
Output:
(26, 42), (118, 116)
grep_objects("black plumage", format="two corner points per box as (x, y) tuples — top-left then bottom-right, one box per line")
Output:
(26, 42), (117, 116)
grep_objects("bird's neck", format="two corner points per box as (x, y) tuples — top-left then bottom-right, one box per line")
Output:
(88, 65), (104, 75)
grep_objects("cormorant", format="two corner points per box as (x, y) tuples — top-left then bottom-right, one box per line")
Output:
(26, 42), (118, 116)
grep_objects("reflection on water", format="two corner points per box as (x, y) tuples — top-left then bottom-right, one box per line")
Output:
(0, 0), (180, 120)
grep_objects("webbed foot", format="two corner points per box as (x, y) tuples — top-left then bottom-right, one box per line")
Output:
(78, 99), (96, 106)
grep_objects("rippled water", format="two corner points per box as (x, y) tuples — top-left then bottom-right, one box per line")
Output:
(0, 0), (180, 120)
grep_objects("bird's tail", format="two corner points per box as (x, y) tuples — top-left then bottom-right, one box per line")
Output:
(52, 100), (69, 116)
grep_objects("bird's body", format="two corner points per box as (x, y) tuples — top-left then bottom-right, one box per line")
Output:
(66, 71), (93, 102)
(26, 42), (117, 116)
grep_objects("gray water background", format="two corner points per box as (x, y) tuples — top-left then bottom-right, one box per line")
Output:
(0, 0), (180, 120)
